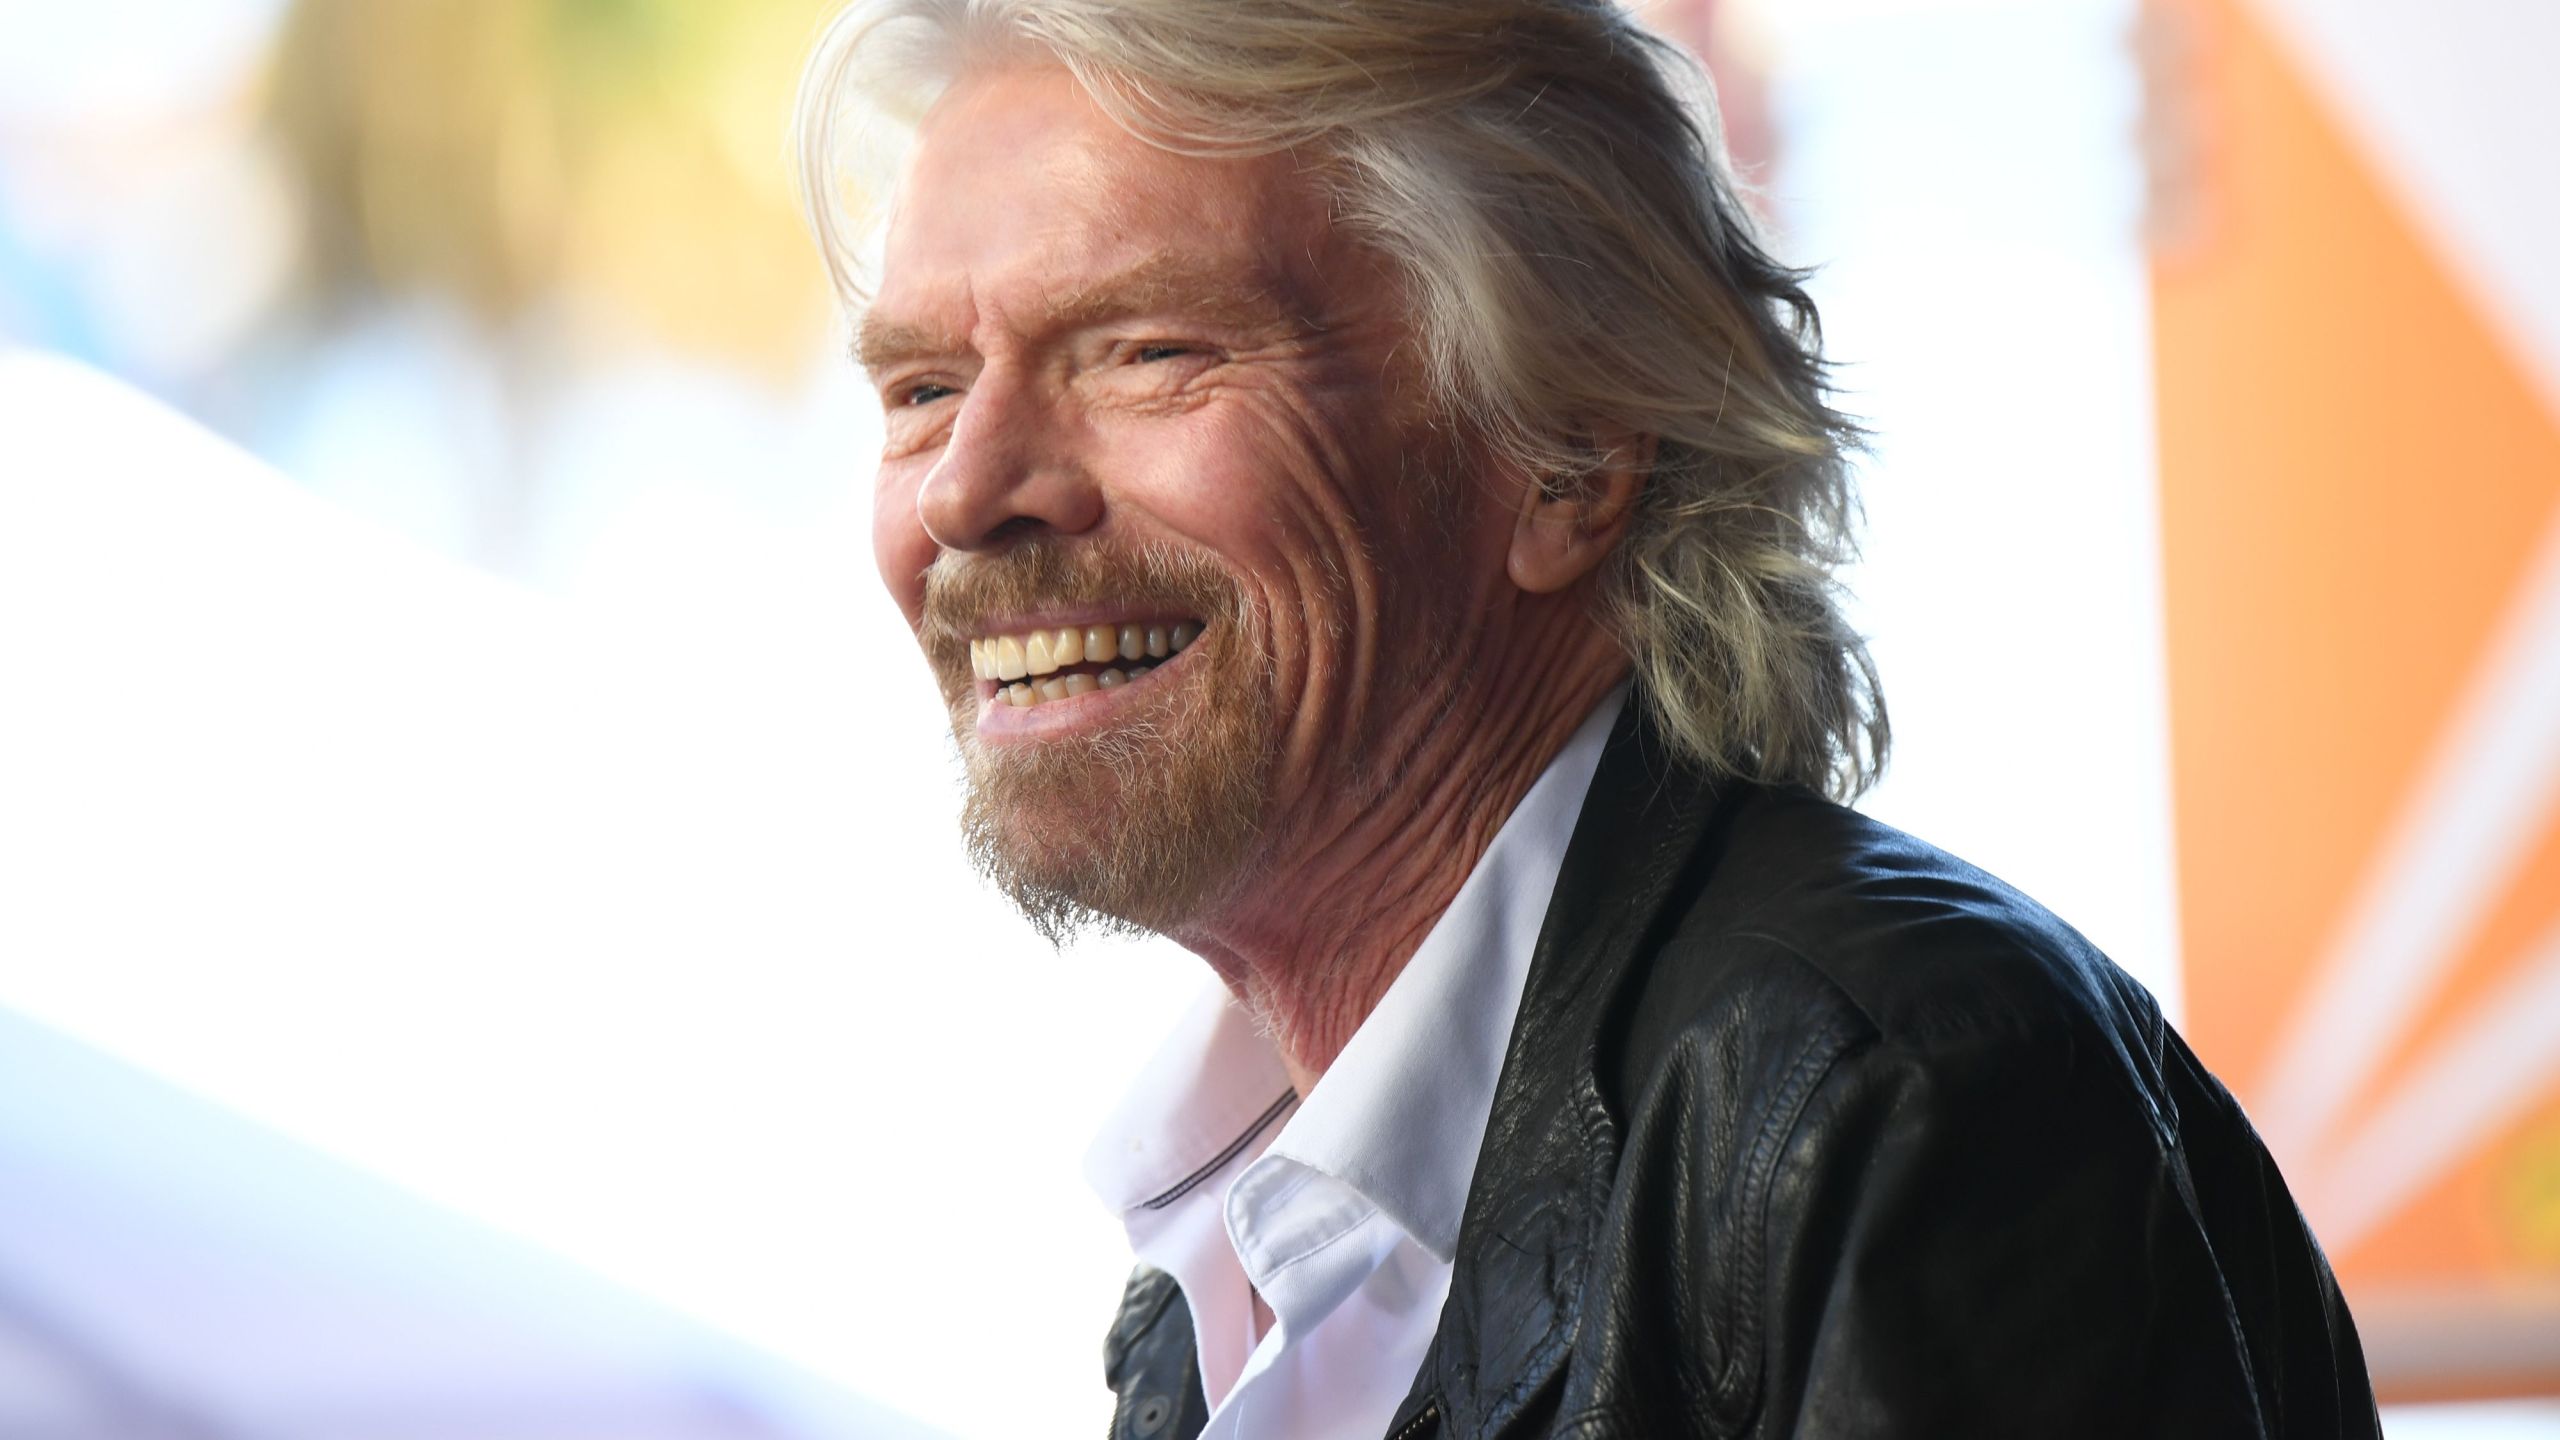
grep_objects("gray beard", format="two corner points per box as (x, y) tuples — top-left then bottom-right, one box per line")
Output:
(924, 541), (1276, 945)
(923, 445), (1469, 953)
(953, 644), (1272, 945)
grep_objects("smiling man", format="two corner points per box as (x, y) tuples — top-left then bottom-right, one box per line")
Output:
(796, 3), (2378, 1437)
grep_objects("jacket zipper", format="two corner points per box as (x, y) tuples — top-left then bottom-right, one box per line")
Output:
(1386, 1398), (1441, 1440)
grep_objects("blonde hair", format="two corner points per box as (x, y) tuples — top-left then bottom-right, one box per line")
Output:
(796, 0), (1888, 798)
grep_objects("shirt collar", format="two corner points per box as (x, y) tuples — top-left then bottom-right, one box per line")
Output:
(1083, 688), (1626, 1254)
(1084, 979), (1296, 1216)
(1263, 688), (1623, 1260)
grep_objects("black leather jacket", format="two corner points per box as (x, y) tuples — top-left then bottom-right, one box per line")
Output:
(1103, 705), (2381, 1438)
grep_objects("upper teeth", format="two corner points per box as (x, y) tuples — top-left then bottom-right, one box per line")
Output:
(970, 621), (1200, 683)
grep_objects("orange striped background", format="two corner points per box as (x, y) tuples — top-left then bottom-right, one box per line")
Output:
(2152, 0), (2560, 1400)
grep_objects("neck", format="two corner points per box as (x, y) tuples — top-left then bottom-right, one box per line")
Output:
(1174, 605), (1626, 1097)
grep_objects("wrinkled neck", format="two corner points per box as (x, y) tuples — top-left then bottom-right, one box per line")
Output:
(1176, 600), (1625, 1095)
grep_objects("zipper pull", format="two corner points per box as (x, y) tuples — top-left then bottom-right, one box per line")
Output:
(1386, 1397), (1442, 1440)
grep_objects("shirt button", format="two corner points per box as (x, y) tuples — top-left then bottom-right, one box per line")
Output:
(1129, 1393), (1174, 1437)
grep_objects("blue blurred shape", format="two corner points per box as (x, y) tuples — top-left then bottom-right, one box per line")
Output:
(0, 1005), (945, 1439)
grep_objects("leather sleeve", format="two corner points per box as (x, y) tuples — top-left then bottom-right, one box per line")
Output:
(1742, 975), (2378, 1440)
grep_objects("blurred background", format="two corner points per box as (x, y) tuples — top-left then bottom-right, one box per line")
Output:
(0, 0), (2553, 1435)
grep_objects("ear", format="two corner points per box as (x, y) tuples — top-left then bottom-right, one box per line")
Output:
(1506, 430), (1652, 595)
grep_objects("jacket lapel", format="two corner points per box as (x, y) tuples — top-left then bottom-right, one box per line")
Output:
(1387, 700), (1727, 1437)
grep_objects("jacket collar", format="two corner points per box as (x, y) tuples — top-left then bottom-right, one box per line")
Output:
(1387, 696), (1729, 1437)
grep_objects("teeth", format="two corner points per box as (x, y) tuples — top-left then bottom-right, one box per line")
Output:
(974, 620), (1199, 708)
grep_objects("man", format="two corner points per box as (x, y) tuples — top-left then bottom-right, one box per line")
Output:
(796, 1), (2380, 1435)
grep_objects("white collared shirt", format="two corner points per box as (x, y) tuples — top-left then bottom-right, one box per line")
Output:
(1083, 691), (1624, 1440)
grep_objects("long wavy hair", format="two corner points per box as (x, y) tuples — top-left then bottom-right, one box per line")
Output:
(796, 0), (1888, 798)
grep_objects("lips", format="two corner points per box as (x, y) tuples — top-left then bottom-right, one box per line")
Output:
(970, 619), (1203, 707)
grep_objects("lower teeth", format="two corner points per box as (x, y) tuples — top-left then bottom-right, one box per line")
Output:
(1003, 662), (1155, 708)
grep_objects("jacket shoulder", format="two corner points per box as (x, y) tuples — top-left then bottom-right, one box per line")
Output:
(1606, 783), (2173, 1134)
(1565, 786), (2378, 1436)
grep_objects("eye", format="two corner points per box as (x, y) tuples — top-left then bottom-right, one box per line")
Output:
(1132, 343), (1195, 364)
(898, 381), (957, 407)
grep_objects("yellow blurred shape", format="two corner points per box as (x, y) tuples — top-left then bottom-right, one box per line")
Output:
(269, 0), (840, 378)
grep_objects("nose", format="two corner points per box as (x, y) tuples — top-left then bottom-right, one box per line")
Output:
(916, 368), (1103, 552)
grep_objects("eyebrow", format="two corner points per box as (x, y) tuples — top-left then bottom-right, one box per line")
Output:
(855, 314), (962, 376)
(855, 252), (1313, 376)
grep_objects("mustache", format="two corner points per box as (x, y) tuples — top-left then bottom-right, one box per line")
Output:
(918, 540), (1239, 663)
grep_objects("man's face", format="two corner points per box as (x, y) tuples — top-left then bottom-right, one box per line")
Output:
(864, 66), (1509, 939)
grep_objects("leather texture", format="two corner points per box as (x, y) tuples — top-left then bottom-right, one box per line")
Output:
(1102, 702), (2380, 1439)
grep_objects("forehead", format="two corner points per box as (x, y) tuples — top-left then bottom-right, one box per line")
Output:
(872, 65), (1340, 340)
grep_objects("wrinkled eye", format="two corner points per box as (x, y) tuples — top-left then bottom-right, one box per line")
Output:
(901, 382), (956, 407)
(1133, 344), (1193, 364)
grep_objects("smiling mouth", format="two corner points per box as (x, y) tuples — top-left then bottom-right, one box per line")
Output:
(970, 619), (1203, 709)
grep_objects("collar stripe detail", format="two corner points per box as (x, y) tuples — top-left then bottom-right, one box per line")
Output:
(1139, 1088), (1298, 1211)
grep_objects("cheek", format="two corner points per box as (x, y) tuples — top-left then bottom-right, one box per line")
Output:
(1123, 401), (1371, 594)
(872, 462), (935, 629)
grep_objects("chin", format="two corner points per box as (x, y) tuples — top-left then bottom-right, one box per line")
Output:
(954, 709), (1270, 944)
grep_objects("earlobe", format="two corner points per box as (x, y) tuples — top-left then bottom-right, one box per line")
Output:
(1506, 432), (1652, 595)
